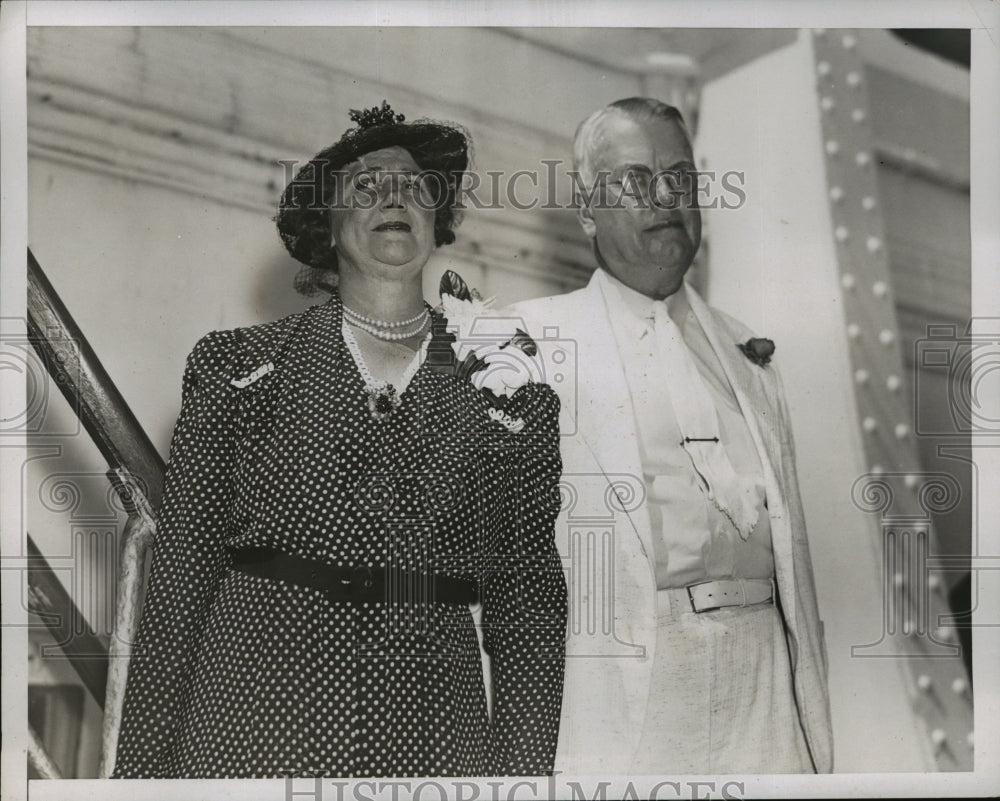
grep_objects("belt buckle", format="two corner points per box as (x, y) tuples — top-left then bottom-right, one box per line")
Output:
(686, 581), (724, 614)
(328, 565), (377, 603)
(685, 583), (708, 613)
(351, 565), (376, 600)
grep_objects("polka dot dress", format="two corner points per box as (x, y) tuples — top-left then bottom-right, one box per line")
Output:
(112, 293), (567, 778)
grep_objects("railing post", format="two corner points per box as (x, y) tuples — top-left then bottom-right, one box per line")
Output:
(98, 468), (158, 778)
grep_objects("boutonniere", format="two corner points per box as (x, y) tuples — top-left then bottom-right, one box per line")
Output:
(428, 270), (543, 425)
(738, 337), (775, 367)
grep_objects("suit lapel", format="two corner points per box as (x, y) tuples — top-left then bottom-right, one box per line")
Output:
(685, 285), (801, 632)
(685, 287), (785, 503)
(568, 275), (656, 565)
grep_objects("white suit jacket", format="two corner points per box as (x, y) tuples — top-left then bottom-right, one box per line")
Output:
(508, 271), (833, 775)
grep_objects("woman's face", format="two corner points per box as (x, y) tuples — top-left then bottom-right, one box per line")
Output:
(330, 146), (437, 281)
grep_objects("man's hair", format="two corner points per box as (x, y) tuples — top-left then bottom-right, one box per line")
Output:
(572, 97), (689, 195)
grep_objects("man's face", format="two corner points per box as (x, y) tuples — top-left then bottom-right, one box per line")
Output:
(580, 113), (701, 299)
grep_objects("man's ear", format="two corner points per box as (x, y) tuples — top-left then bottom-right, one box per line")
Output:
(577, 202), (597, 238)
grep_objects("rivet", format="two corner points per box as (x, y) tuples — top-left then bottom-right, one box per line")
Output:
(835, 225), (849, 242)
(886, 374), (901, 391)
(917, 674), (933, 692)
(904, 473), (919, 490)
(855, 150), (871, 167)
(820, 95), (835, 112)
(895, 423), (909, 439)
(855, 368), (869, 384)
(879, 329), (895, 346)
(841, 273), (856, 290)
(847, 323), (861, 339)
(873, 280), (888, 298)
(871, 464), (885, 475)
(829, 185), (844, 202)
(852, 108), (867, 123)
(826, 140), (841, 156)
(846, 71), (862, 87)
(842, 34), (857, 50)
(866, 236), (882, 252)
(862, 195), (876, 210)
(817, 61), (832, 76)
(952, 677), (970, 697)
(862, 416), (877, 432)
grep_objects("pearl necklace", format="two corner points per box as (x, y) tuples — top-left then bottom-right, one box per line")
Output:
(342, 302), (429, 328)
(344, 313), (430, 341)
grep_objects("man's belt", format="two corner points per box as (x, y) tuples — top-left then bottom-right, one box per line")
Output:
(682, 578), (774, 613)
(229, 547), (479, 605)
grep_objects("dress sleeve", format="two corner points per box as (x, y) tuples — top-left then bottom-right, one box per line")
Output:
(481, 382), (567, 776)
(112, 331), (238, 777)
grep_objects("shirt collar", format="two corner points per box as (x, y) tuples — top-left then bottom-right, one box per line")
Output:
(595, 267), (692, 333)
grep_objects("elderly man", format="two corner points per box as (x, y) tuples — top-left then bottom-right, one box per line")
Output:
(509, 97), (833, 775)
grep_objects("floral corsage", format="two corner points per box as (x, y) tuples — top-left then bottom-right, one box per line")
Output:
(427, 270), (545, 433)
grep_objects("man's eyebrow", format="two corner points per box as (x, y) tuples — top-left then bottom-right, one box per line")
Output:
(609, 162), (654, 177)
(660, 159), (697, 171)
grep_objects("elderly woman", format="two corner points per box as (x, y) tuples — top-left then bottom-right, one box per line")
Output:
(112, 102), (567, 779)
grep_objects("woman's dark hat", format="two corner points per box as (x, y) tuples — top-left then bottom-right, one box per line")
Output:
(311, 101), (469, 177)
(275, 101), (470, 281)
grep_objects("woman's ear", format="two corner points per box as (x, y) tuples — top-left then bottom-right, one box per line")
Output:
(577, 202), (596, 238)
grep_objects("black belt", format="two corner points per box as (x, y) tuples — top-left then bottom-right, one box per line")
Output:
(229, 547), (479, 605)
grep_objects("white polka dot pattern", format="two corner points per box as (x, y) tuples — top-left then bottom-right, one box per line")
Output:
(112, 294), (566, 778)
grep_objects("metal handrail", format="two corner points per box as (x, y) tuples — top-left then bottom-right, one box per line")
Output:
(27, 248), (166, 507)
(26, 248), (164, 778)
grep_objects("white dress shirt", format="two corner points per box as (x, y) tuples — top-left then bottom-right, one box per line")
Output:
(594, 268), (774, 589)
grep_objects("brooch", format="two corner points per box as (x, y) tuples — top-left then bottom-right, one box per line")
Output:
(230, 362), (274, 388)
(364, 381), (402, 422)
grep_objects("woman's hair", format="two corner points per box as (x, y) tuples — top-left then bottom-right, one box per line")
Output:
(275, 112), (470, 296)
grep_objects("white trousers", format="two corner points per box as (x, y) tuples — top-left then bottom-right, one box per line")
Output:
(631, 589), (814, 774)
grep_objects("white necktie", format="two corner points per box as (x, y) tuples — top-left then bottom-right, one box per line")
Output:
(652, 301), (759, 540)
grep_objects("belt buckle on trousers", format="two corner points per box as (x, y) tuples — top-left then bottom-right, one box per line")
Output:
(684, 578), (774, 613)
(685, 583), (715, 613)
